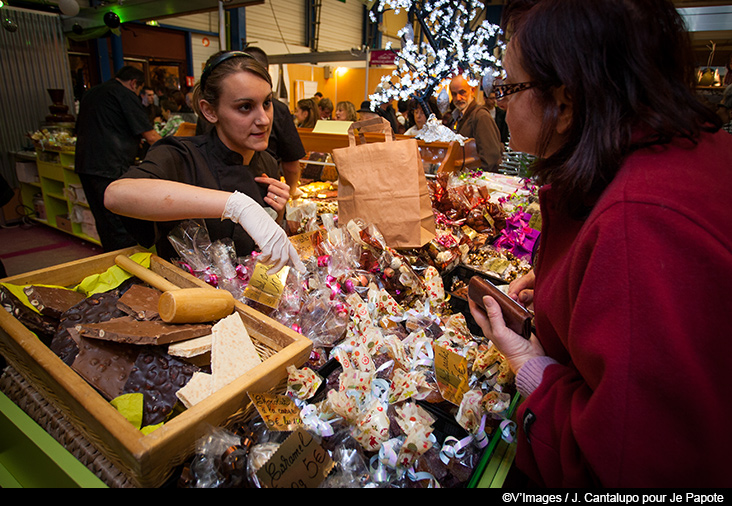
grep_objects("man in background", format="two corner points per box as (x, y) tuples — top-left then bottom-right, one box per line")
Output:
(75, 65), (161, 251)
(141, 85), (162, 126)
(484, 89), (510, 145)
(449, 74), (503, 171)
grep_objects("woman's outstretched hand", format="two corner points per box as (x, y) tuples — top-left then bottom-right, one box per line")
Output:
(469, 295), (545, 374)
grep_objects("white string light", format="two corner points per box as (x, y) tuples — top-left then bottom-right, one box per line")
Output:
(368, 0), (505, 110)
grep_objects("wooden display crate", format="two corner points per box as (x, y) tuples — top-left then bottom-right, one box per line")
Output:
(0, 247), (312, 488)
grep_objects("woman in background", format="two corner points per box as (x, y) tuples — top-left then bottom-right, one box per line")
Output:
(334, 100), (357, 122)
(294, 98), (318, 128)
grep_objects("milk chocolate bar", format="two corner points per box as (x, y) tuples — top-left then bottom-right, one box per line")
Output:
(468, 276), (533, 339)
(77, 316), (212, 346)
(72, 336), (141, 400)
(23, 285), (85, 320)
(116, 284), (162, 321)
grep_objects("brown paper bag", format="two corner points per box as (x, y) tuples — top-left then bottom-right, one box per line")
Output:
(332, 117), (436, 249)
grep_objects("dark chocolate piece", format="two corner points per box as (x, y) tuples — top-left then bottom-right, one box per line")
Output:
(116, 284), (162, 321)
(0, 285), (58, 343)
(123, 347), (199, 426)
(51, 290), (126, 365)
(23, 285), (85, 320)
(77, 317), (212, 346)
(71, 336), (141, 400)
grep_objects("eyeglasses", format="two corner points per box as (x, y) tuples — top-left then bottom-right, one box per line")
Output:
(493, 81), (537, 101)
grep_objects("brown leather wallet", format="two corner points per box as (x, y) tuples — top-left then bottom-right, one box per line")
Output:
(468, 276), (533, 339)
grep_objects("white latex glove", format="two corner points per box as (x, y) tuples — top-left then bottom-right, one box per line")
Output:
(222, 191), (306, 274)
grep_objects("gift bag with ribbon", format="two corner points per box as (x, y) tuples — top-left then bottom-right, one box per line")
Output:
(332, 117), (436, 249)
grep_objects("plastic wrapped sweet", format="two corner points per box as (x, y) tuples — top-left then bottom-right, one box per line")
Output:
(181, 427), (248, 488)
(247, 442), (281, 488)
(298, 287), (349, 348)
(286, 364), (323, 401)
(319, 430), (374, 488)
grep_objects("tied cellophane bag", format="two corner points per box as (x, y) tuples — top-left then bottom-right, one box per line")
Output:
(332, 117), (436, 250)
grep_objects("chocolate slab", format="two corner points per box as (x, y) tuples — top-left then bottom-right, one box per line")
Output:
(0, 285), (58, 343)
(71, 335), (141, 400)
(50, 290), (126, 366)
(123, 347), (200, 426)
(23, 285), (86, 320)
(116, 284), (162, 321)
(77, 316), (212, 346)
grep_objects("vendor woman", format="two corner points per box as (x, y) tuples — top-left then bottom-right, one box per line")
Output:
(105, 51), (304, 274)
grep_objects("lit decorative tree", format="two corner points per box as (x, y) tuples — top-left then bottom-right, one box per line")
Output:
(368, 0), (504, 119)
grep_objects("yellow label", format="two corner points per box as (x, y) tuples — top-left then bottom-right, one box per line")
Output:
(434, 344), (470, 405)
(289, 229), (323, 260)
(249, 392), (303, 432)
(243, 263), (289, 308)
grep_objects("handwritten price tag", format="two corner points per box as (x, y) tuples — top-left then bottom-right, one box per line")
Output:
(255, 428), (334, 488)
(434, 344), (470, 405)
(249, 392), (303, 432)
(289, 229), (324, 260)
(243, 263), (289, 308)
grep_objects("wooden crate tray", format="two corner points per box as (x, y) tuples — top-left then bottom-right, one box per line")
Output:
(0, 247), (312, 488)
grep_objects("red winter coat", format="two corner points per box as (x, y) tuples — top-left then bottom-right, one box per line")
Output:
(517, 130), (732, 487)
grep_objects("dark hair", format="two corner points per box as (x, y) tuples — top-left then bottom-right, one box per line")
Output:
(296, 98), (318, 128)
(244, 46), (269, 68)
(191, 51), (272, 117)
(318, 97), (333, 113)
(407, 96), (440, 127)
(501, 0), (721, 217)
(160, 99), (179, 113)
(115, 65), (145, 84)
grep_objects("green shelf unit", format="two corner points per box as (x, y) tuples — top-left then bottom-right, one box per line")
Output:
(19, 150), (100, 246)
(0, 392), (107, 488)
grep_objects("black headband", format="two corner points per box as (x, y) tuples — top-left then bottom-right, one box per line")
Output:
(200, 51), (251, 91)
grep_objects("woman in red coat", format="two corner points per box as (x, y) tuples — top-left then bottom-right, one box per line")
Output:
(470, 0), (732, 487)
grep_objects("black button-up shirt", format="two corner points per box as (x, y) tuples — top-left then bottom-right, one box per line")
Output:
(120, 128), (280, 261)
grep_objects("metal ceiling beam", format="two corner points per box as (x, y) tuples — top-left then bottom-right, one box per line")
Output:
(56, 0), (264, 31)
(268, 50), (368, 65)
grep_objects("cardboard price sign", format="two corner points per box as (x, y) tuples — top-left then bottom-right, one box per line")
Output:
(249, 392), (303, 432)
(255, 428), (334, 488)
(434, 344), (470, 405)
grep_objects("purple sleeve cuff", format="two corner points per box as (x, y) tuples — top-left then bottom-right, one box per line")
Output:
(515, 356), (559, 397)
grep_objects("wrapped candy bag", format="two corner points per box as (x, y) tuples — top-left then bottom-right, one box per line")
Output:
(393, 403), (435, 468)
(182, 428), (249, 488)
(286, 364), (323, 401)
(168, 220), (218, 285)
(352, 398), (391, 452)
(298, 287), (349, 348)
(455, 389), (490, 449)
(319, 430), (374, 488)
(210, 239), (246, 299)
(285, 199), (318, 235)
